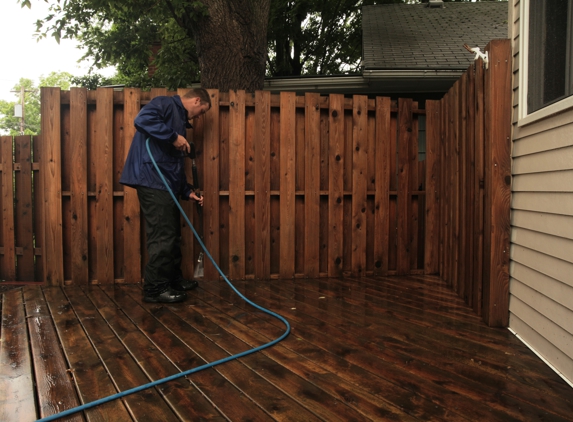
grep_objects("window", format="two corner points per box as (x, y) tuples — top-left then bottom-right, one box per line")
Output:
(527, 0), (573, 114)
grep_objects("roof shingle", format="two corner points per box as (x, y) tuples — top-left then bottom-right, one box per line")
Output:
(362, 2), (508, 70)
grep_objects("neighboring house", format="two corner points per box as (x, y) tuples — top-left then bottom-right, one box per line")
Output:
(361, 0), (508, 99)
(509, 0), (573, 387)
(265, 1), (508, 101)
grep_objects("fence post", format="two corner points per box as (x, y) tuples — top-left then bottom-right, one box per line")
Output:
(40, 87), (64, 285)
(483, 39), (512, 327)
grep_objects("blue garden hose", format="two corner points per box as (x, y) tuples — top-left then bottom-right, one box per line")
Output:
(37, 138), (290, 422)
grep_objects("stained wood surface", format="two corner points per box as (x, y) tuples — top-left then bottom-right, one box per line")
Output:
(204, 90), (221, 281)
(0, 289), (36, 421)
(482, 40), (512, 327)
(1, 136), (16, 280)
(122, 88), (142, 284)
(328, 94), (345, 277)
(70, 88), (89, 285)
(304, 93), (321, 277)
(1, 276), (571, 422)
(229, 90), (247, 279)
(254, 91), (271, 279)
(40, 87), (64, 285)
(279, 92), (296, 279)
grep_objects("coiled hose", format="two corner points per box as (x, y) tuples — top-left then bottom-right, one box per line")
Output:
(37, 138), (290, 422)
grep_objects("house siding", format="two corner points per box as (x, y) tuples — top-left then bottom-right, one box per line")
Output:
(510, 0), (573, 386)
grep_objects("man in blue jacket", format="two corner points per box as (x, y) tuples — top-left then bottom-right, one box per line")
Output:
(120, 88), (211, 303)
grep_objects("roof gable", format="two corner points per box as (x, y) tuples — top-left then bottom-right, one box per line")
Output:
(362, 2), (508, 70)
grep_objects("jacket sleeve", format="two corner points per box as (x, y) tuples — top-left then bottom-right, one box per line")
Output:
(134, 98), (179, 143)
(181, 182), (195, 201)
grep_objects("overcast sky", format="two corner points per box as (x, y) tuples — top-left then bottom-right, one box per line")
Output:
(1, 1), (114, 102)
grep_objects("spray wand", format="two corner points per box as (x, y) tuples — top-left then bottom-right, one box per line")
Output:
(188, 142), (204, 278)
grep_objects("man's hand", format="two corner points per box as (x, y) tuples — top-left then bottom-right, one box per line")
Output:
(173, 135), (190, 154)
(190, 191), (203, 206)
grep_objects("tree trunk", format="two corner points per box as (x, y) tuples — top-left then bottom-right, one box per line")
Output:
(194, 0), (270, 92)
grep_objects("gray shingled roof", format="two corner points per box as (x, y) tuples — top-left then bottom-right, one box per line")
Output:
(362, 2), (508, 71)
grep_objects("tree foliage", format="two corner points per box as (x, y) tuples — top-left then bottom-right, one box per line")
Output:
(268, 1), (363, 76)
(18, 0), (498, 90)
(21, 0), (266, 90)
(0, 72), (72, 135)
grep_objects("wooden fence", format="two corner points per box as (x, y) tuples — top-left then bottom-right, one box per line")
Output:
(0, 40), (511, 326)
(2, 89), (431, 284)
(426, 39), (512, 327)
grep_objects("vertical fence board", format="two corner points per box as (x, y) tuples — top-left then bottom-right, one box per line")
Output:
(483, 40), (512, 327)
(33, 135), (43, 282)
(373, 97), (391, 276)
(1, 136), (15, 281)
(14, 136), (35, 281)
(254, 91), (271, 279)
(444, 92), (453, 285)
(0, 138), (5, 278)
(304, 93), (321, 277)
(69, 88), (89, 284)
(409, 105), (420, 271)
(451, 82), (460, 293)
(245, 108), (256, 276)
(122, 88), (142, 283)
(95, 88), (115, 284)
(270, 108), (281, 275)
(184, 101), (205, 279)
(279, 92), (296, 279)
(351, 95), (368, 275)
(465, 66), (476, 308)
(328, 94), (344, 277)
(218, 98), (230, 269)
(438, 98), (446, 279)
(204, 90), (221, 280)
(474, 59), (486, 316)
(61, 105), (72, 282)
(396, 98), (412, 275)
(150, 88), (167, 97)
(229, 90), (246, 279)
(458, 74), (468, 300)
(40, 87), (64, 285)
(425, 100), (440, 275)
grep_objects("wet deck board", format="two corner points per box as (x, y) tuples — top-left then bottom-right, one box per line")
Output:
(0, 276), (572, 421)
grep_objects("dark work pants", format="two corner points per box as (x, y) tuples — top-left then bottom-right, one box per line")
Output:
(136, 186), (183, 296)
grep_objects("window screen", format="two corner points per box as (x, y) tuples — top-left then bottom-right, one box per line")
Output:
(527, 0), (573, 113)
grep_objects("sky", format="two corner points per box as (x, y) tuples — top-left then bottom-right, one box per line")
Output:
(0, 1), (115, 102)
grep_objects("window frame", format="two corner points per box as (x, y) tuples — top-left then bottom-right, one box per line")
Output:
(518, 0), (573, 127)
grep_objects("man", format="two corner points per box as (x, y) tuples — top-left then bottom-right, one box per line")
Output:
(120, 88), (211, 303)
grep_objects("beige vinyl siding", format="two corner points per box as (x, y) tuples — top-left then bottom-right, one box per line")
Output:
(510, 0), (573, 386)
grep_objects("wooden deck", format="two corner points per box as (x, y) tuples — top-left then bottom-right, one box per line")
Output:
(1, 275), (572, 422)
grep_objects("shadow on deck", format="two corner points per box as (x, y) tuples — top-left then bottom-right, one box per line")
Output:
(1, 275), (572, 421)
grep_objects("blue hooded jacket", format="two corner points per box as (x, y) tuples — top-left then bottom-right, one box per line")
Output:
(120, 95), (193, 199)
